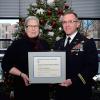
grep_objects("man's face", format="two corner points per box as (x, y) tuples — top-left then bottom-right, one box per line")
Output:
(62, 14), (80, 36)
(25, 19), (39, 38)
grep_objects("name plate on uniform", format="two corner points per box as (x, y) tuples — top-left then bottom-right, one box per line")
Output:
(28, 52), (66, 83)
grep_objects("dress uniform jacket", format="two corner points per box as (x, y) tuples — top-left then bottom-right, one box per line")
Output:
(53, 32), (98, 100)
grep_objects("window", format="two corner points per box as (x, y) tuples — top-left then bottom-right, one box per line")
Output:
(0, 18), (19, 73)
(0, 18), (19, 49)
(79, 19), (100, 49)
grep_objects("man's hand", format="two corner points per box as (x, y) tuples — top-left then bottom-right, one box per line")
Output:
(59, 79), (72, 87)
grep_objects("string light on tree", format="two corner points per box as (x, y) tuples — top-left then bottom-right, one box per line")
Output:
(47, 0), (55, 5)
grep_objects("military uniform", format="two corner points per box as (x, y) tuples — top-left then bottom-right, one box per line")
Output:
(53, 32), (98, 100)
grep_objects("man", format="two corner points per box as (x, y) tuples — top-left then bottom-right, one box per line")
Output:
(53, 11), (98, 100)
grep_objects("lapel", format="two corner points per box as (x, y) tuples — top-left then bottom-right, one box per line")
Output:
(69, 32), (83, 50)
(57, 33), (84, 51)
(60, 38), (66, 50)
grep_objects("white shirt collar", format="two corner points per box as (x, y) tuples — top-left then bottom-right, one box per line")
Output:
(64, 31), (77, 47)
(68, 31), (77, 43)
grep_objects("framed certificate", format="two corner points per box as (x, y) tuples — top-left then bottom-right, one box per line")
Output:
(28, 51), (66, 83)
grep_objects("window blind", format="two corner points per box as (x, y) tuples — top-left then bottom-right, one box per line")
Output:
(19, 0), (36, 17)
(0, 0), (100, 18)
(71, 0), (100, 18)
(0, 0), (19, 17)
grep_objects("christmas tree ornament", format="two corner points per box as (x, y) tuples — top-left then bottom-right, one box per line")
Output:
(14, 0), (72, 48)
(47, 0), (55, 5)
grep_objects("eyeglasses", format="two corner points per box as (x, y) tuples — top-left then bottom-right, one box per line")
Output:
(26, 25), (39, 28)
(62, 20), (78, 24)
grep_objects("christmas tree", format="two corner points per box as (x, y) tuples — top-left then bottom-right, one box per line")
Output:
(14, 0), (72, 48)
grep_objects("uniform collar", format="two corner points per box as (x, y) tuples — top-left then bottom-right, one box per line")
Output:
(64, 31), (77, 47)
(66, 31), (77, 43)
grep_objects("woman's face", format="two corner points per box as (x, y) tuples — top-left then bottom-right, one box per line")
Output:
(25, 19), (39, 38)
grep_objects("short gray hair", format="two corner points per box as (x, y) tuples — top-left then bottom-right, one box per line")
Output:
(25, 16), (39, 27)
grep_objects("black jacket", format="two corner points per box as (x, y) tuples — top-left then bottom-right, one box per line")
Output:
(2, 36), (49, 74)
(1, 35), (50, 99)
(53, 32), (98, 100)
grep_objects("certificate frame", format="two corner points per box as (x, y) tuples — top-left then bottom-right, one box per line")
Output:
(28, 51), (66, 83)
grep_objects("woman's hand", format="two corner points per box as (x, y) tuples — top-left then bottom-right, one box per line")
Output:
(20, 73), (30, 86)
(9, 67), (30, 86)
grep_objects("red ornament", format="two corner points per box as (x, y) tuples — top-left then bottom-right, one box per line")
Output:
(47, 29), (52, 32)
(47, 9), (52, 16)
(57, 8), (63, 16)
(39, 18), (46, 25)
(64, 3), (69, 9)
(51, 20), (56, 28)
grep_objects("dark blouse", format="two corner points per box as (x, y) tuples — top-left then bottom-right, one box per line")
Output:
(1, 35), (50, 99)
(2, 35), (49, 75)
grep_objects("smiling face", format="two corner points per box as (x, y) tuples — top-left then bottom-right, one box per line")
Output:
(62, 13), (80, 36)
(25, 19), (39, 38)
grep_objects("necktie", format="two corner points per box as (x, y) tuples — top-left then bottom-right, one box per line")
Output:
(66, 37), (71, 48)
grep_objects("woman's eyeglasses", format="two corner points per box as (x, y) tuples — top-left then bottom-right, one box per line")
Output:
(26, 25), (39, 28)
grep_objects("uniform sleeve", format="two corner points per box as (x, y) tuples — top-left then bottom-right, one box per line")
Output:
(81, 38), (98, 81)
(72, 38), (98, 85)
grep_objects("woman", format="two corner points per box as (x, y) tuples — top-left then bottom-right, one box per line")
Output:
(2, 16), (50, 100)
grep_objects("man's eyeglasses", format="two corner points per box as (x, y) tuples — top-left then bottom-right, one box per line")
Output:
(62, 20), (78, 24)
(26, 25), (39, 28)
